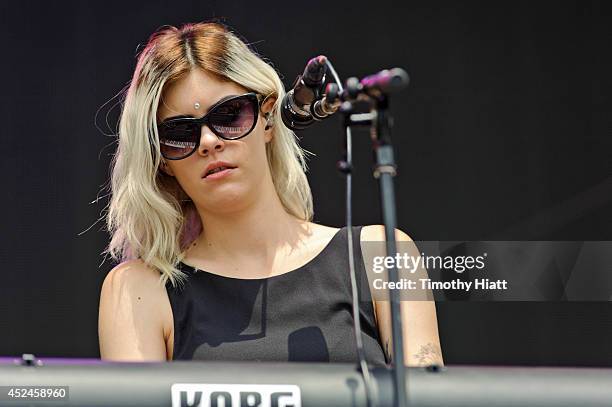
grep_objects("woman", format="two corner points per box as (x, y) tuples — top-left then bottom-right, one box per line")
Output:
(98, 21), (443, 366)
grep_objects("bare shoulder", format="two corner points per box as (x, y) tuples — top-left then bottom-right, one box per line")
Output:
(359, 225), (425, 301)
(98, 259), (172, 361)
(101, 259), (165, 292)
(100, 259), (170, 313)
(360, 224), (413, 242)
(306, 223), (413, 243)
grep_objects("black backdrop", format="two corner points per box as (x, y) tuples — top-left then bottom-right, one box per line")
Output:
(1, 0), (610, 365)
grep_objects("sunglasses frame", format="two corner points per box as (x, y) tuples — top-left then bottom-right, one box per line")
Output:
(157, 92), (263, 160)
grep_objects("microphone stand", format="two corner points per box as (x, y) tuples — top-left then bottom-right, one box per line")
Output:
(341, 95), (408, 407)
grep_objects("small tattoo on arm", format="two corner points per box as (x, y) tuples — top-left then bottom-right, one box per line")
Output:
(413, 343), (442, 366)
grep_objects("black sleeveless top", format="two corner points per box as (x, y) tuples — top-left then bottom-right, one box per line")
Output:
(165, 225), (388, 366)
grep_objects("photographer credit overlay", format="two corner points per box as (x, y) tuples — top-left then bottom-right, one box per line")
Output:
(360, 241), (612, 301)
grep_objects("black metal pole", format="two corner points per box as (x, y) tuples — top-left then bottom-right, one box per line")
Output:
(341, 97), (408, 407)
(371, 98), (407, 407)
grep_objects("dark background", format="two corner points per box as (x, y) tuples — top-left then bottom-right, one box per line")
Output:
(1, 0), (610, 366)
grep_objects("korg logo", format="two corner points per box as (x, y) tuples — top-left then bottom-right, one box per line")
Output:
(171, 383), (301, 407)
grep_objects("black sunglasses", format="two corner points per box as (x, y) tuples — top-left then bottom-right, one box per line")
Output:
(157, 92), (263, 160)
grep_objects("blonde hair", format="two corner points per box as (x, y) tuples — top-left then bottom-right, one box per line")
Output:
(105, 22), (313, 287)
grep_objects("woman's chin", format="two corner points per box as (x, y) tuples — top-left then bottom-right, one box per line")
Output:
(194, 189), (252, 214)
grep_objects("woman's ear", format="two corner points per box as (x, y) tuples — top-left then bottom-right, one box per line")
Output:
(264, 112), (275, 131)
(261, 96), (277, 143)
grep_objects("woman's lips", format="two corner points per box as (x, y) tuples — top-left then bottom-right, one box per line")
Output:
(203, 167), (236, 180)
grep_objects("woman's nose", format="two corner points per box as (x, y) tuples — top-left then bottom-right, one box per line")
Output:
(197, 126), (225, 156)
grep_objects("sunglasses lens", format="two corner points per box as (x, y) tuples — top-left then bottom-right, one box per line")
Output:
(210, 97), (256, 139)
(159, 122), (198, 159)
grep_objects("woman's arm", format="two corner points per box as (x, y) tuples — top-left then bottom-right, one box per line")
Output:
(98, 260), (172, 361)
(361, 225), (444, 366)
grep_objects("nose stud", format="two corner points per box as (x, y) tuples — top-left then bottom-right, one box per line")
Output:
(194, 102), (201, 110)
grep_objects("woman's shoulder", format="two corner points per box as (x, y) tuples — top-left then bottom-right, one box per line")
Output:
(99, 259), (170, 318)
(305, 223), (414, 243)
(360, 224), (414, 242)
(102, 259), (164, 290)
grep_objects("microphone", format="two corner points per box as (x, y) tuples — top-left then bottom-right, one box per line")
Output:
(360, 67), (409, 96)
(341, 68), (410, 102)
(281, 55), (328, 130)
(280, 59), (409, 130)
